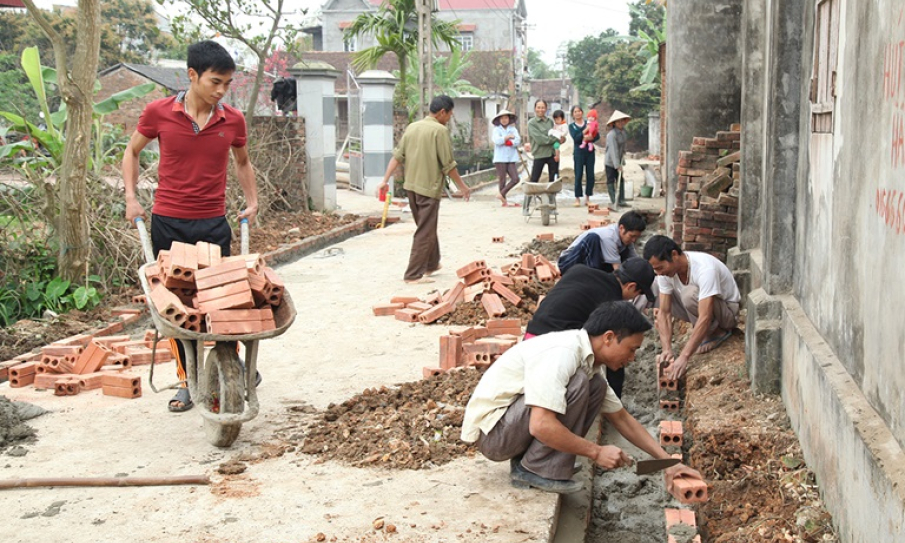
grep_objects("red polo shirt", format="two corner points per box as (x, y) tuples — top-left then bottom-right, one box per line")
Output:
(136, 94), (248, 219)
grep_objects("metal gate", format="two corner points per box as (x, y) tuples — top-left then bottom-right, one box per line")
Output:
(346, 70), (364, 191)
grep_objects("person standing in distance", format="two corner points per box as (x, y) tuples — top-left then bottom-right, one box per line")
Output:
(377, 95), (471, 284)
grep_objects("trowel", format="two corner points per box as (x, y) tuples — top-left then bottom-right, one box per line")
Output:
(634, 458), (681, 475)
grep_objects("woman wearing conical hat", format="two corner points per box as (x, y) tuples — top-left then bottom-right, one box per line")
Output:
(491, 110), (522, 207)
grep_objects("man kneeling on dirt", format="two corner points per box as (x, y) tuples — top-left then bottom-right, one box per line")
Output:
(524, 257), (656, 398)
(643, 235), (741, 381)
(556, 210), (647, 276)
(461, 301), (702, 494)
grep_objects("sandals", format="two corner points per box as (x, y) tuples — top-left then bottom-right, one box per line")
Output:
(695, 330), (733, 355)
(168, 387), (194, 413)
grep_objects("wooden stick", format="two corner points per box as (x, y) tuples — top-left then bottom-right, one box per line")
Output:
(0, 475), (210, 489)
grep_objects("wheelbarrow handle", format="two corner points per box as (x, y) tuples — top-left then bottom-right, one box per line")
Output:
(240, 217), (249, 256)
(133, 217), (155, 265)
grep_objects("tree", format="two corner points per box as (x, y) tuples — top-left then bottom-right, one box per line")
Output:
(593, 42), (659, 141)
(1, 0), (176, 69)
(344, 0), (461, 106)
(20, 0), (102, 283)
(161, 0), (304, 121)
(395, 49), (482, 119)
(628, 0), (665, 37)
(0, 52), (43, 122)
(526, 48), (556, 80)
(565, 29), (618, 104)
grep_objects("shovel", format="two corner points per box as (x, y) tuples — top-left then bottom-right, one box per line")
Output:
(635, 458), (681, 475)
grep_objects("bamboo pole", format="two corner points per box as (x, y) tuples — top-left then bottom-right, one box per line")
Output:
(0, 475), (210, 489)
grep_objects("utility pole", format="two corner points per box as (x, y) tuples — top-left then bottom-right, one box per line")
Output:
(558, 48), (568, 111)
(514, 19), (529, 135)
(417, 0), (434, 118)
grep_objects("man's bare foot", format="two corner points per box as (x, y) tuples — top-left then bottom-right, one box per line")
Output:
(498, 194), (508, 207)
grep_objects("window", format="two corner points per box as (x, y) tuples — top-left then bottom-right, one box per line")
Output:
(343, 36), (357, 53)
(456, 34), (474, 52)
(810, 0), (839, 133)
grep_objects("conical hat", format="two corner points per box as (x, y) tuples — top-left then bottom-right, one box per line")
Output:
(492, 110), (517, 126)
(606, 110), (632, 126)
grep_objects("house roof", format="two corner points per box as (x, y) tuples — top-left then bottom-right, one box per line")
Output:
(98, 63), (191, 92)
(0, 0), (25, 7)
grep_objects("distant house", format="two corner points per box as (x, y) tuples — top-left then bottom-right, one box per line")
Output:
(96, 63), (190, 134)
(528, 78), (579, 115)
(304, 0), (527, 54)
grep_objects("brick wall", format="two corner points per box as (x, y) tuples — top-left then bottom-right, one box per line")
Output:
(96, 69), (171, 135)
(671, 124), (741, 261)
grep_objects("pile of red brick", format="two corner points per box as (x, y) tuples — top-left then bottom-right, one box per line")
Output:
(372, 254), (560, 324)
(0, 329), (174, 399)
(579, 205), (613, 231)
(422, 319), (522, 377)
(672, 123), (742, 261)
(145, 241), (285, 335)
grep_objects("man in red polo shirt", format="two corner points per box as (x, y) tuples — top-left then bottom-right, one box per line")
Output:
(122, 40), (259, 412)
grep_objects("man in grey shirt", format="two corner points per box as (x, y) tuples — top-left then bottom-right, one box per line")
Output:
(604, 110), (631, 210)
(557, 210), (646, 276)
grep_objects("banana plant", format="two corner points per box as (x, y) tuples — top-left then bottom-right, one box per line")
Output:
(0, 46), (155, 173)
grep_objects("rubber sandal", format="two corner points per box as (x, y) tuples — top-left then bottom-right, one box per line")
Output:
(695, 330), (732, 355)
(508, 202), (521, 208)
(404, 277), (435, 284)
(168, 387), (194, 413)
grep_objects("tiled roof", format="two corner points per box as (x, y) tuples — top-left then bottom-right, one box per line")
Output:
(98, 63), (191, 92)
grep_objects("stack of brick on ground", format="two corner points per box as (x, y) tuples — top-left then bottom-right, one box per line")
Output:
(664, 508), (701, 543)
(421, 319), (523, 377)
(146, 241), (285, 335)
(673, 123), (742, 261)
(0, 329), (171, 399)
(580, 205), (613, 231)
(372, 253), (561, 325)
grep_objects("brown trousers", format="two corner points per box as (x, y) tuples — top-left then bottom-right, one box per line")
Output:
(668, 284), (739, 332)
(496, 162), (519, 197)
(476, 371), (606, 480)
(404, 192), (441, 281)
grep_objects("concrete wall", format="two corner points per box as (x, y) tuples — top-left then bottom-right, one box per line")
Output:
(733, 0), (905, 539)
(665, 1), (743, 231)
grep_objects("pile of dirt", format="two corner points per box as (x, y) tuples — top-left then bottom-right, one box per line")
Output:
(230, 210), (361, 255)
(684, 335), (838, 542)
(437, 280), (553, 327)
(0, 396), (39, 452)
(0, 307), (122, 362)
(276, 370), (481, 470)
(517, 239), (575, 263)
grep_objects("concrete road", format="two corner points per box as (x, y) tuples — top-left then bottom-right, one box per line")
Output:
(0, 162), (660, 543)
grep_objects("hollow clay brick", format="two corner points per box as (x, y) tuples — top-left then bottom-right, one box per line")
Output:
(659, 421), (684, 447)
(535, 232), (554, 241)
(373, 303), (405, 316)
(394, 308), (422, 322)
(390, 296), (420, 304)
(102, 373), (141, 388)
(102, 384), (142, 399)
(670, 475), (709, 504)
(456, 260), (487, 278)
(422, 367), (444, 379)
(418, 302), (454, 324)
(441, 282), (466, 305)
(481, 292), (506, 318)
(73, 341), (113, 375)
(491, 282), (522, 307)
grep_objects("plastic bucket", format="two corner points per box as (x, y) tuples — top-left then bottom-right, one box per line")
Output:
(639, 185), (654, 198)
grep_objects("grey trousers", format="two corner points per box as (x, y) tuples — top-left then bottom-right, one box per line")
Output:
(476, 371), (606, 480)
(667, 284), (739, 332)
(404, 192), (441, 281)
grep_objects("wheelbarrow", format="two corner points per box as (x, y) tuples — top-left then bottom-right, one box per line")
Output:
(134, 217), (296, 447)
(521, 177), (563, 226)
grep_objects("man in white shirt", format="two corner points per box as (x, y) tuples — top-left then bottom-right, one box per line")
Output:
(461, 301), (703, 494)
(643, 235), (741, 380)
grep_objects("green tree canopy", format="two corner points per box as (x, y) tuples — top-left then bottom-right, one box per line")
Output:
(628, 0), (665, 37)
(0, 0), (175, 69)
(344, 0), (461, 106)
(565, 29), (618, 104)
(594, 42), (659, 140)
(526, 48), (556, 80)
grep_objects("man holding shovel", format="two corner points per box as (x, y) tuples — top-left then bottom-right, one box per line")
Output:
(462, 301), (703, 494)
(604, 110), (631, 211)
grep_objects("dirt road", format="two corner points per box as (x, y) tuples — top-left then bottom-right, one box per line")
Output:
(0, 164), (659, 543)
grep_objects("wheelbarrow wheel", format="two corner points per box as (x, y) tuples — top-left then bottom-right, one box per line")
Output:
(541, 204), (551, 226)
(203, 343), (244, 448)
